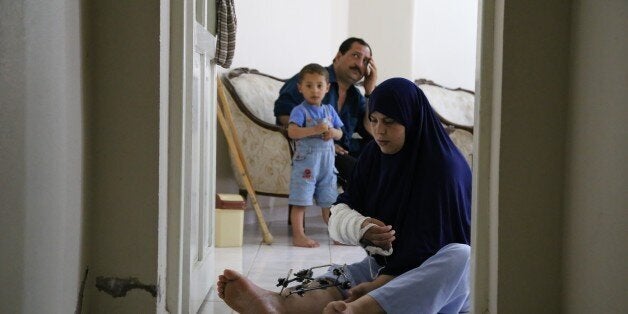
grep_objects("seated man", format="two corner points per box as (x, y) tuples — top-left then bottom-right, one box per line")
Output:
(274, 37), (377, 189)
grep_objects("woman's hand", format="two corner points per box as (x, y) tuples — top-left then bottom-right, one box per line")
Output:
(344, 281), (376, 302)
(361, 218), (395, 250)
(345, 274), (394, 302)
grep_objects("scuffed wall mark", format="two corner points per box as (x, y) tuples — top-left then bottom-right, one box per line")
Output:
(75, 266), (88, 314)
(95, 276), (157, 298)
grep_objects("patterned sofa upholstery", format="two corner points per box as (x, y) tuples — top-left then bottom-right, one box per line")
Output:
(219, 68), (292, 197)
(416, 79), (475, 166)
(218, 68), (475, 199)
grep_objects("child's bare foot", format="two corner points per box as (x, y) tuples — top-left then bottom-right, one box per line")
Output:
(217, 269), (284, 314)
(293, 235), (320, 248)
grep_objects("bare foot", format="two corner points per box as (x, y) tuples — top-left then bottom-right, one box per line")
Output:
(293, 235), (320, 248)
(323, 300), (351, 313)
(217, 269), (285, 314)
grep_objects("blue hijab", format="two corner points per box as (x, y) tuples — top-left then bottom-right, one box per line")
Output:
(337, 78), (471, 276)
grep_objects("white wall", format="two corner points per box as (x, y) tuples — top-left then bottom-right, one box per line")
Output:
(564, 0), (628, 312)
(229, 0), (476, 87)
(413, 0), (478, 90)
(492, 1), (571, 311)
(347, 0), (415, 83)
(0, 0), (84, 313)
(229, 0), (349, 78)
(83, 1), (161, 312)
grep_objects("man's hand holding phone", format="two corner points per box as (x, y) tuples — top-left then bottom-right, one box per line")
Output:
(363, 58), (378, 95)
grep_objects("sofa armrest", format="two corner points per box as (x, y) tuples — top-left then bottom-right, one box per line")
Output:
(219, 72), (292, 196)
(448, 128), (473, 167)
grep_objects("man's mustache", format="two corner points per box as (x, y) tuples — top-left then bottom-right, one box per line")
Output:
(350, 66), (363, 76)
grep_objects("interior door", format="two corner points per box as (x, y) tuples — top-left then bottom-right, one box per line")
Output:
(163, 0), (217, 313)
(187, 13), (218, 313)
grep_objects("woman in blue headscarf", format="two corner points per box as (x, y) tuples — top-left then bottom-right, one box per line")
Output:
(324, 77), (472, 313)
(217, 78), (471, 314)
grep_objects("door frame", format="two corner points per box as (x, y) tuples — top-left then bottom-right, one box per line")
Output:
(470, 0), (501, 313)
(160, 0), (191, 311)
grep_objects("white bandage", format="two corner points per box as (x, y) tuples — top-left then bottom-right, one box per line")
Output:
(329, 203), (370, 245)
(329, 203), (393, 256)
(364, 245), (393, 256)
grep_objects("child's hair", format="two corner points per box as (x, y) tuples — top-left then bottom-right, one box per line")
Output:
(298, 63), (329, 83)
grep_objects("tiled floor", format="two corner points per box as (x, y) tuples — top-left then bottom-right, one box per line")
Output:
(199, 196), (367, 314)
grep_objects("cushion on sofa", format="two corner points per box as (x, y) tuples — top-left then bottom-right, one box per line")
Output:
(229, 72), (284, 125)
(416, 79), (474, 130)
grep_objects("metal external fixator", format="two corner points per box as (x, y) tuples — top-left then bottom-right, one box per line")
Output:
(276, 264), (352, 297)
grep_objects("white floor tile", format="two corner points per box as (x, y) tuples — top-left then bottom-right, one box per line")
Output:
(208, 195), (371, 312)
(198, 297), (233, 314)
(330, 244), (368, 265)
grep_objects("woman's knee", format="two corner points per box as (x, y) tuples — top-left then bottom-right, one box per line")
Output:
(441, 243), (470, 266)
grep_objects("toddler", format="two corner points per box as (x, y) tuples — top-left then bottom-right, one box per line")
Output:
(287, 63), (343, 247)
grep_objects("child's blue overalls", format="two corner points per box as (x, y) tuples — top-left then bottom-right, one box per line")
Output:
(288, 105), (338, 208)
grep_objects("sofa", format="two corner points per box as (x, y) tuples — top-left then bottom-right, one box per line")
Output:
(218, 68), (474, 199)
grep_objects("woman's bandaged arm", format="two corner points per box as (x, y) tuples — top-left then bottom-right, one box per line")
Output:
(329, 203), (393, 256)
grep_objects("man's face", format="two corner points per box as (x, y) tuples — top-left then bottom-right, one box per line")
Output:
(334, 42), (372, 84)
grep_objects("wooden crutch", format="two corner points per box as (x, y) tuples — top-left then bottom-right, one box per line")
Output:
(216, 78), (273, 244)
